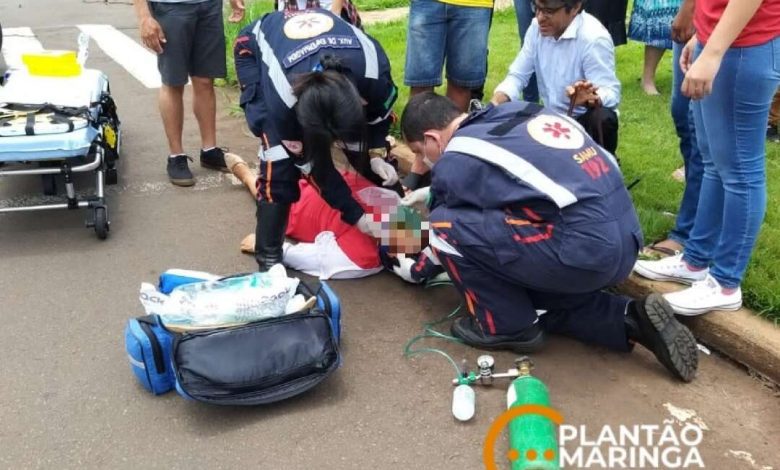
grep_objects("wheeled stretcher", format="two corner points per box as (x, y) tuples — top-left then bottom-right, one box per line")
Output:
(0, 69), (121, 238)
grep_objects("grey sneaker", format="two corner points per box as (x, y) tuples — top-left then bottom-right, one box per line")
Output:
(167, 154), (195, 187)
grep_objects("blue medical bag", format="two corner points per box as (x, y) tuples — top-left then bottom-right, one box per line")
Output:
(124, 314), (175, 395)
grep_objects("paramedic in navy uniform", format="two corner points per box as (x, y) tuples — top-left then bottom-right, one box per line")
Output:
(234, 9), (401, 271)
(398, 92), (699, 382)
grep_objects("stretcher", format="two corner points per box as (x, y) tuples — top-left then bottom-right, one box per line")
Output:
(0, 68), (121, 238)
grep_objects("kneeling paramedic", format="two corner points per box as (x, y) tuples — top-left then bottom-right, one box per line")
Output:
(235, 9), (402, 271)
(398, 92), (699, 382)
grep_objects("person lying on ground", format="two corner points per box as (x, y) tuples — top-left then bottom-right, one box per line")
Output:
(227, 153), (440, 281)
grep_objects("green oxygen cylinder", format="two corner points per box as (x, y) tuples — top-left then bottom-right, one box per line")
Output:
(506, 358), (559, 470)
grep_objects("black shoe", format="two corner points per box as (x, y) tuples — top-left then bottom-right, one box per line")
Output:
(167, 155), (195, 187)
(255, 200), (291, 272)
(200, 147), (229, 172)
(767, 125), (780, 143)
(626, 294), (698, 382)
(451, 316), (546, 353)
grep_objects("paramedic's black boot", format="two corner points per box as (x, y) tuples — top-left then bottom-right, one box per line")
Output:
(451, 316), (546, 354)
(200, 147), (229, 172)
(625, 294), (699, 382)
(167, 154), (195, 187)
(255, 200), (291, 272)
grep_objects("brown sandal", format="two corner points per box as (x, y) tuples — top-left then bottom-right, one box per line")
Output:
(640, 240), (681, 260)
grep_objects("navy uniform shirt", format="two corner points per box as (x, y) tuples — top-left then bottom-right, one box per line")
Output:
(428, 102), (641, 265)
(234, 9), (397, 153)
(234, 9), (397, 223)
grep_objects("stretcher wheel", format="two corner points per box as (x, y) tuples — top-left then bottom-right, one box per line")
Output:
(105, 168), (118, 185)
(94, 206), (109, 240)
(41, 175), (57, 196)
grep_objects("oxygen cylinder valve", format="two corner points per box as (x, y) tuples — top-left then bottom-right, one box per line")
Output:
(515, 356), (534, 377)
(477, 354), (496, 386)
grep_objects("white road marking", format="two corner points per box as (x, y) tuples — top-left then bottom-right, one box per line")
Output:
(77, 24), (162, 88)
(663, 403), (710, 431)
(1, 27), (45, 70)
(726, 450), (773, 470)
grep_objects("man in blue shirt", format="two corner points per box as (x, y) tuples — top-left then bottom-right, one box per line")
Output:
(398, 92), (698, 382)
(492, 0), (621, 155)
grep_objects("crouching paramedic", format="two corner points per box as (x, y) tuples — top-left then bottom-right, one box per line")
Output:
(398, 92), (699, 382)
(234, 9), (402, 271)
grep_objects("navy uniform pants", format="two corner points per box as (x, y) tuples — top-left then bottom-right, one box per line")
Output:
(431, 205), (641, 352)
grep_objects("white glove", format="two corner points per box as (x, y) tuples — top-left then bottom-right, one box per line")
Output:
(400, 186), (430, 206)
(356, 213), (381, 238)
(370, 158), (399, 187)
(392, 255), (420, 284)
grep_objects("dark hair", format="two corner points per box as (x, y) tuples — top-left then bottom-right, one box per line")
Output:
(400, 92), (461, 143)
(293, 55), (368, 180)
(538, 0), (583, 13)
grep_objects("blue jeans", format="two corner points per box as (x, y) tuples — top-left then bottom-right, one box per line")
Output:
(512, 0), (538, 102)
(683, 37), (780, 288)
(668, 41), (703, 246)
(404, 0), (492, 89)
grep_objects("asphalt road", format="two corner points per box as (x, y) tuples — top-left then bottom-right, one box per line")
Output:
(1, 1), (778, 469)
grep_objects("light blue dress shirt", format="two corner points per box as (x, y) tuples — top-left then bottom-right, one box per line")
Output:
(495, 12), (621, 117)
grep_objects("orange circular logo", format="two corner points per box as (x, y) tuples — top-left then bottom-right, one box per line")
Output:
(482, 404), (563, 469)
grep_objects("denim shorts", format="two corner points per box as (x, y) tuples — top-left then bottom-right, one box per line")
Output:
(150, 0), (227, 86)
(404, 0), (492, 89)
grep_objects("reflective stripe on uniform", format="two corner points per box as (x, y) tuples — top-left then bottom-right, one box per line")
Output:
(366, 108), (392, 125)
(254, 22), (297, 108)
(349, 24), (378, 79)
(446, 136), (579, 208)
(259, 144), (290, 162)
(429, 230), (462, 257)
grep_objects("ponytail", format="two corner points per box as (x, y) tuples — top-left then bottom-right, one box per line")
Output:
(293, 55), (368, 181)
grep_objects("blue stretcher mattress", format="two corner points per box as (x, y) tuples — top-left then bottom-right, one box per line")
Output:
(0, 127), (98, 162)
(0, 69), (107, 162)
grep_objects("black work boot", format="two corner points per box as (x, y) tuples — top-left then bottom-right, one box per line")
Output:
(200, 147), (229, 172)
(255, 200), (291, 272)
(451, 316), (546, 353)
(166, 154), (194, 187)
(626, 294), (699, 382)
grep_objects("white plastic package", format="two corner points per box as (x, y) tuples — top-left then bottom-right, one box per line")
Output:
(140, 264), (301, 330)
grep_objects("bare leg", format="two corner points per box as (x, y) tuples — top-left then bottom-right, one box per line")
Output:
(445, 82), (471, 112)
(191, 76), (217, 149)
(641, 45), (665, 96)
(225, 153), (258, 198)
(158, 84), (185, 155)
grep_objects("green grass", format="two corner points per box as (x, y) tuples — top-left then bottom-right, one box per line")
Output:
(357, 0), (409, 11)
(222, 7), (780, 323)
(222, 0), (275, 88)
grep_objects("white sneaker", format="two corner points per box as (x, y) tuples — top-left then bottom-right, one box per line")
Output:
(663, 274), (742, 316)
(633, 253), (708, 285)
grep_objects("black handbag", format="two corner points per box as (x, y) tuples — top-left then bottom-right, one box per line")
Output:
(172, 282), (341, 405)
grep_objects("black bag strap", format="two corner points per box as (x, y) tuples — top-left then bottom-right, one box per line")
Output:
(136, 314), (159, 326)
(25, 112), (35, 135)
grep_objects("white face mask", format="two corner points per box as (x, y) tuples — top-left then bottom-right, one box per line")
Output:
(422, 135), (441, 169)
